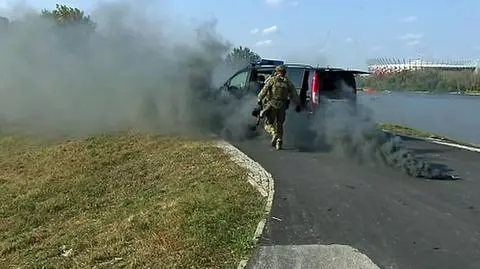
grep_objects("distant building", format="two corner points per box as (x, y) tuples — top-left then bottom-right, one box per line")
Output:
(367, 58), (480, 75)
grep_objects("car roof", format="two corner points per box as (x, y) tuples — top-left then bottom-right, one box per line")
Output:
(246, 58), (369, 73)
(248, 63), (369, 74)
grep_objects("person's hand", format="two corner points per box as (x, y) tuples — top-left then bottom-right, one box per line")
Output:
(295, 105), (301, 113)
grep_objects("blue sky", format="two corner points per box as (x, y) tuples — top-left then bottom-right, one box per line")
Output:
(1, 0), (479, 69)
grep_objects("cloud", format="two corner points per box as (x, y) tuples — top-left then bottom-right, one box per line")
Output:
(399, 33), (423, 40)
(345, 37), (353, 43)
(265, 0), (283, 5)
(407, 40), (421, 46)
(265, 0), (299, 7)
(473, 45), (480, 51)
(255, 39), (272, 46)
(400, 16), (417, 23)
(251, 25), (278, 36)
(262, 25), (277, 35)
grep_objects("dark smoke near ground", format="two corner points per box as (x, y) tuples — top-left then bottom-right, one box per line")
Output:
(283, 85), (455, 180)
(0, 2), (255, 140)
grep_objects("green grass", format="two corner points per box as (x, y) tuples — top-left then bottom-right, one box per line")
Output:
(377, 123), (444, 139)
(377, 123), (480, 148)
(0, 132), (264, 268)
(464, 91), (480, 95)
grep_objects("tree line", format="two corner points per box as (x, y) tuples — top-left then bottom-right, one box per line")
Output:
(356, 69), (480, 93)
(1, 5), (96, 30)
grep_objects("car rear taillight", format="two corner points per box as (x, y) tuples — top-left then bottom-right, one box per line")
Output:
(310, 71), (319, 108)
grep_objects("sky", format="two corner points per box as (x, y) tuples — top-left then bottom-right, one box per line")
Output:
(1, 0), (479, 69)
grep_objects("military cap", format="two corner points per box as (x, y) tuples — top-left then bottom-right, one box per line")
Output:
(275, 64), (286, 71)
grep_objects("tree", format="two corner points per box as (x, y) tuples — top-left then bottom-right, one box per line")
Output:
(0, 16), (8, 33)
(0, 16), (8, 26)
(41, 4), (96, 29)
(225, 46), (260, 67)
(39, 4), (96, 51)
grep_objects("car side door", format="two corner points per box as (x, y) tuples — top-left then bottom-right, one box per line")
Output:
(286, 67), (308, 107)
(225, 70), (250, 98)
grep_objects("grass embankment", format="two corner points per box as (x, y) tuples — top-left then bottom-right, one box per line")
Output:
(0, 132), (264, 268)
(377, 123), (446, 139)
(377, 123), (479, 147)
(464, 91), (480, 96)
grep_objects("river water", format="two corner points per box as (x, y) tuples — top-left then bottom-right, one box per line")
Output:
(357, 92), (480, 145)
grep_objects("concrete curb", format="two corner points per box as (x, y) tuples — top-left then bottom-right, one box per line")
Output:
(214, 141), (274, 269)
(382, 130), (480, 153)
(426, 138), (480, 153)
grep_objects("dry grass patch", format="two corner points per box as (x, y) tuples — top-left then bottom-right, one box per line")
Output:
(377, 123), (442, 138)
(0, 132), (264, 268)
(378, 123), (480, 147)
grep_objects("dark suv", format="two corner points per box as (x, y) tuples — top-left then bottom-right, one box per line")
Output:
(218, 59), (369, 112)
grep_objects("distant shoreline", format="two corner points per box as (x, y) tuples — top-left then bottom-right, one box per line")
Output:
(358, 88), (480, 95)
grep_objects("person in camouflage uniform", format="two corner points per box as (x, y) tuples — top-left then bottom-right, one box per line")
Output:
(259, 75), (275, 136)
(257, 64), (301, 150)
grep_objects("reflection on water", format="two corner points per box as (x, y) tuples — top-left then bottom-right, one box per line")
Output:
(358, 92), (480, 145)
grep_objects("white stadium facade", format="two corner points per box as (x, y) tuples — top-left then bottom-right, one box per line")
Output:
(366, 58), (480, 75)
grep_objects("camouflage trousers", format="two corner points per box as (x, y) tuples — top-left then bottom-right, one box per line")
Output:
(263, 121), (275, 136)
(263, 106), (287, 142)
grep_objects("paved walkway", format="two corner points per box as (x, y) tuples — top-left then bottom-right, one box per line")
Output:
(232, 137), (480, 269)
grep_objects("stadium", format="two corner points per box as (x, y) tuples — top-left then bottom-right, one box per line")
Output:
(366, 58), (480, 75)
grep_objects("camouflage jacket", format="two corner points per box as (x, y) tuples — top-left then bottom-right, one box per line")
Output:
(257, 74), (300, 108)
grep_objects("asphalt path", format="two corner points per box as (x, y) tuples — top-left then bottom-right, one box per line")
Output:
(231, 135), (480, 269)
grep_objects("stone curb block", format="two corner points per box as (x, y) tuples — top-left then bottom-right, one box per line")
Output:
(214, 141), (274, 269)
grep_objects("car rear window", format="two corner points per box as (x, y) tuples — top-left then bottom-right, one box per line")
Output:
(317, 71), (356, 91)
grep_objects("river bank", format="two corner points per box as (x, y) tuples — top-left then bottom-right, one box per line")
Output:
(358, 92), (480, 145)
(359, 88), (480, 96)
(377, 123), (479, 148)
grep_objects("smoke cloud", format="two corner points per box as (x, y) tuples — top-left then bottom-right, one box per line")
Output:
(0, 2), (455, 180)
(0, 1), (256, 140)
(283, 82), (456, 180)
